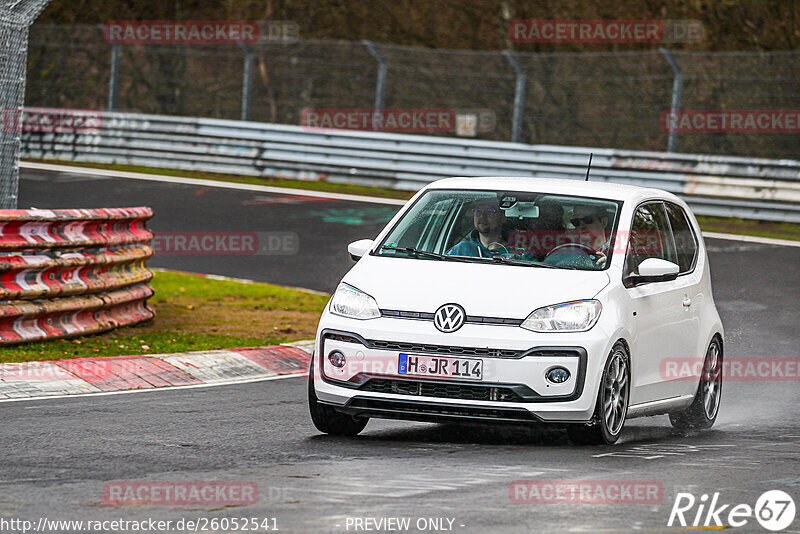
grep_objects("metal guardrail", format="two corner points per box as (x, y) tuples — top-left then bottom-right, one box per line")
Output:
(19, 110), (800, 222)
(0, 206), (154, 345)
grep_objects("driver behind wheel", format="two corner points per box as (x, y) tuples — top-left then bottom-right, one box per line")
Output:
(571, 205), (611, 266)
(447, 198), (508, 257)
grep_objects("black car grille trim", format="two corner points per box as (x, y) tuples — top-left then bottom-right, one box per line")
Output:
(380, 309), (435, 320)
(365, 338), (523, 358)
(323, 332), (583, 360)
(466, 315), (524, 326)
(360, 378), (530, 402)
(340, 397), (541, 423)
(380, 309), (524, 327)
(325, 332), (362, 344)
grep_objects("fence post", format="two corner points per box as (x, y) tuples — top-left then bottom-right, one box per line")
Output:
(107, 44), (120, 111)
(502, 50), (526, 143)
(240, 44), (254, 121)
(362, 40), (387, 112)
(660, 48), (683, 153)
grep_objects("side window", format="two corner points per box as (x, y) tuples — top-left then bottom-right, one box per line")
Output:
(665, 202), (698, 273)
(624, 202), (678, 277)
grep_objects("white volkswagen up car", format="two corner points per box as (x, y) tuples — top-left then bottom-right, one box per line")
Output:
(309, 177), (724, 444)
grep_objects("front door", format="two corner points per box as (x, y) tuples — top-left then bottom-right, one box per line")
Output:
(625, 201), (701, 405)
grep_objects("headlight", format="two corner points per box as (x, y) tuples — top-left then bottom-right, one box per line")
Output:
(521, 300), (602, 332)
(329, 284), (380, 320)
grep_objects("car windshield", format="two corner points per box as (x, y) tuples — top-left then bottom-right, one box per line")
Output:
(376, 189), (622, 271)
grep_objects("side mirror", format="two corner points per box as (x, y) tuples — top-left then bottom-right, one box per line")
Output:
(624, 258), (680, 287)
(347, 239), (374, 261)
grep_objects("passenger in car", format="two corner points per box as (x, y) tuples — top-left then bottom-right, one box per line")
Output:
(446, 198), (508, 257)
(508, 199), (567, 260)
(571, 205), (611, 266)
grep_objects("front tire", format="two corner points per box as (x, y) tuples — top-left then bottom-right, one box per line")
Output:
(308, 360), (368, 436)
(568, 342), (630, 445)
(669, 338), (722, 430)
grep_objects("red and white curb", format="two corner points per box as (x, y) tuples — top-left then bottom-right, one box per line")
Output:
(0, 340), (313, 402)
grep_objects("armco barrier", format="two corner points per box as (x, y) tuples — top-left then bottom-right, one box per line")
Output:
(0, 207), (154, 345)
(19, 110), (800, 222)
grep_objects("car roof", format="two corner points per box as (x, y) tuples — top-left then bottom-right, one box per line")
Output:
(424, 176), (681, 204)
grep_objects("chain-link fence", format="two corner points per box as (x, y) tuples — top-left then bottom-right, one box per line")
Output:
(25, 23), (800, 160)
(0, 0), (50, 208)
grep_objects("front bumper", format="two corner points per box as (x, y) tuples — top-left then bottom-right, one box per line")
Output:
(312, 313), (616, 423)
(333, 396), (545, 425)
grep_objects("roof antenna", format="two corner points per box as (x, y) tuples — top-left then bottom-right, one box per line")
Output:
(585, 153), (593, 181)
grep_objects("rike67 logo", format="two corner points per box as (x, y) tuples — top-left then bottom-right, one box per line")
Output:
(669, 490), (796, 531)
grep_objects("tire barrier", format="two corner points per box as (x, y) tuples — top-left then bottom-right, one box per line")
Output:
(0, 207), (154, 345)
(19, 110), (800, 222)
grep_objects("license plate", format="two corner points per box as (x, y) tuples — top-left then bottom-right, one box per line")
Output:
(398, 353), (483, 381)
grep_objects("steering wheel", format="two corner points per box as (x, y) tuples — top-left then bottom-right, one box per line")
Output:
(544, 242), (597, 260)
(487, 242), (509, 254)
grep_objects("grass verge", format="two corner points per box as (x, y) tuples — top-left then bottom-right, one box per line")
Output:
(0, 270), (328, 363)
(696, 215), (800, 242)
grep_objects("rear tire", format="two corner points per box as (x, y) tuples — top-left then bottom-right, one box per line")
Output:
(669, 338), (722, 430)
(567, 342), (630, 445)
(308, 359), (368, 436)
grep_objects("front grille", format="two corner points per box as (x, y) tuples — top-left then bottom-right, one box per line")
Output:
(381, 309), (523, 326)
(361, 378), (525, 402)
(366, 339), (522, 358)
(465, 315), (523, 326)
(344, 398), (538, 423)
(380, 309), (435, 320)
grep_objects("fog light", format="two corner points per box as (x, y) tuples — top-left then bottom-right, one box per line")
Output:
(328, 350), (346, 368)
(546, 366), (570, 384)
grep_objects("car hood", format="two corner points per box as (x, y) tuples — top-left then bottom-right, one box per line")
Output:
(343, 256), (611, 319)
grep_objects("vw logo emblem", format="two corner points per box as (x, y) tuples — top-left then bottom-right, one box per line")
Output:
(434, 304), (466, 333)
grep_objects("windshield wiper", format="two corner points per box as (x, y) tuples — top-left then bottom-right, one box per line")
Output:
(381, 246), (581, 269)
(380, 245), (447, 260)
(381, 246), (481, 263)
(489, 255), (560, 268)
(447, 253), (561, 268)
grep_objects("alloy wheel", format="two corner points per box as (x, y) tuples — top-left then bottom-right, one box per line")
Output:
(602, 350), (629, 435)
(702, 342), (722, 420)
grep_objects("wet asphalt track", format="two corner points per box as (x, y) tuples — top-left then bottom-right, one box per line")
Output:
(1, 167), (799, 533)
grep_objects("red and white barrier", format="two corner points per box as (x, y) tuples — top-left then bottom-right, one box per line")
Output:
(0, 207), (154, 344)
